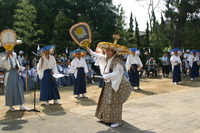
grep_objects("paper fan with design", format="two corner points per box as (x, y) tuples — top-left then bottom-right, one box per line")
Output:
(69, 22), (92, 48)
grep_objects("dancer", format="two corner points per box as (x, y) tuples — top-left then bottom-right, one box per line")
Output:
(187, 50), (199, 80)
(126, 48), (143, 90)
(87, 42), (132, 128)
(0, 50), (29, 111)
(68, 49), (88, 98)
(37, 45), (61, 105)
(170, 48), (182, 85)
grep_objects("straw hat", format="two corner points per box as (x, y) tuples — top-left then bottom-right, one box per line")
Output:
(97, 42), (131, 55)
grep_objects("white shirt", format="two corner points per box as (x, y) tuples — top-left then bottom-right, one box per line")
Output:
(68, 57), (88, 78)
(90, 50), (123, 92)
(0, 52), (20, 85)
(90, 50), (107, 75)
(187, 55), (200, 67)
(37, 55), (58, 79)
(0, 52), (20, 70)
(170, 55), (182, 71)
(18, 55), (25, 66)
(126, 54), (143, 71)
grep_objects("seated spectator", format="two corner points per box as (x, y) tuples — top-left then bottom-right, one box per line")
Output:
(60, 52), (68, 65)
(85, 53), (95, 83)
(56, 59), (66, 87)
(145, 57), (158, 78)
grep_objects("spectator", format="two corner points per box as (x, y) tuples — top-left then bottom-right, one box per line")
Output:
(18, 50), (25, 67)
(161, 52), (170, 77)
(146, 57), (158, 78)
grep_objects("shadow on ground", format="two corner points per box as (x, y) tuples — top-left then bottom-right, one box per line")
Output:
(178, 78), (200, 87)
(75, 97), (97, 106)
(96, 121), (155, 133)
(41, 104), (66, 116)
(133, 89), (157, 96)
(0, 111), (28, 131)
(3, 110), (26, 120)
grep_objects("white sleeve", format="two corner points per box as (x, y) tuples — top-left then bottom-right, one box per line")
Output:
(68, 59), (77, 74)
(126, 55), (131, 71)
(138, 56), (143, 67)
(36, 58), (44, 79)
(90, 50), (106, 60)
(103, 63), (124, 92)
(1, 56), (10, 70)
(83, 59), (88, 73)
(52, 56), (58, 74)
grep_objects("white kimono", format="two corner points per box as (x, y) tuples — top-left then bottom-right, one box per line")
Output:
(126, 54), (143, 71)
(0, 52), (20, 85)
(170, 55), (182, 72)
(90, 50), (106, 75)
(37, 55), (58, 79)
(187, 55), (200, 68)
(68, 57), (88, 78)
(90, 50), (123, 92)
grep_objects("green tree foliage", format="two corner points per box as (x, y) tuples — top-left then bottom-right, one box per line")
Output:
(13, 0), (43, 44)
(0, 0), (20, 31)
(0, 0), (120, 53)
(126, 12), (135, 48)
(165, 0), (200, 48)
(128, 12), (134, 33)
(134, 17), (140, 47)
(143, 22), (150, 47)
(114, 7), (129, 46)
(51, 11), (74, 52)
(182, 21), (200, 47)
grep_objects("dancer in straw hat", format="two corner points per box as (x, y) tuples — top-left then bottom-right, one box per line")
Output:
(86, 41), (132, 128)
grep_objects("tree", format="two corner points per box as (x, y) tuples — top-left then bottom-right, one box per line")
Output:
(0, 0), (20, 31)
(126, 12), (135, 47)
(143, 22), (150, 47)
(128, 12), (134, 33)
(13, 0), (43, 44)
(114, 7), (128, 45)
(134, 17), (140, 47)
(165, 0), (200, 48)
(51, 11), (74, 52)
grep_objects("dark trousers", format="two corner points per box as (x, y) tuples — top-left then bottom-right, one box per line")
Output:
(162, 65), (170, 76)
(147, 68), (157, 78)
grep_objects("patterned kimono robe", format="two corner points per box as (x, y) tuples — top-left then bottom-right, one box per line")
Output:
(94, 54), (132, 123)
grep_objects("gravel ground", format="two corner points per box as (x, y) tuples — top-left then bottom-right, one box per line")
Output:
(0, 74), (199, 121)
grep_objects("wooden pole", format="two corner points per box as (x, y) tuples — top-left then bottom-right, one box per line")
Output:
(26, 64), (28, 91)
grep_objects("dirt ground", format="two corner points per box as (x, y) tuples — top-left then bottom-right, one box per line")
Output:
(0, 74), (199, 121)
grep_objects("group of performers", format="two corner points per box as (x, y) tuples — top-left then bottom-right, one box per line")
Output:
(170, 49), (200, 85)
(0, 25), (199, 128)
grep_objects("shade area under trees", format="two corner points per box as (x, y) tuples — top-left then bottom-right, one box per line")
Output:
(0, 0), (200, 62)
